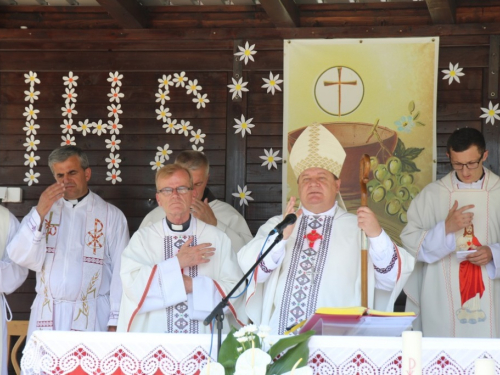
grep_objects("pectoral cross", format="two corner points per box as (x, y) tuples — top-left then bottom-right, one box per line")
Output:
(44, 212), (59, 242)
(324, 67), (358, 117)
(304, 229), (323, 248)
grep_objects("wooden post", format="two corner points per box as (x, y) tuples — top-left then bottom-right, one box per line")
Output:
(360, 154), (370, 308)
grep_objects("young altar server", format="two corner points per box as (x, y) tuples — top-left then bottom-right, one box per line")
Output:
(237, 123), (413, 334)
(402, 127), (500, 337)
(118, 164), (246, 333)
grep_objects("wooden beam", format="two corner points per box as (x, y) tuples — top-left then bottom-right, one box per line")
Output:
(488, 35), (500, 100)
(259, 0), (299, 28)
(95, 0), (149, 29)
(425, 0), (456, 24)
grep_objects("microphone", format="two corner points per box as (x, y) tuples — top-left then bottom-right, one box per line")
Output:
(269, 213), (297, 235)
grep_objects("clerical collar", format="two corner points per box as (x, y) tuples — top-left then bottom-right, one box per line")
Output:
(453, 168), (485, 189)
(165, 216), (191, 232)
(301, 202), (337, 216)
(65, 190), (89, 207)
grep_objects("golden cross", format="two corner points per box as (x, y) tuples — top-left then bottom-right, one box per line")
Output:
(324, 67), (358, 117)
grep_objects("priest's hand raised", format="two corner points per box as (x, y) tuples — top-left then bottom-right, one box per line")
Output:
(283, 197), (303, 240)
(36, 182), (65, 223)
(191, 198), (217, 226)
(445, 200), (475, 235)
(176, 237), (215, 268)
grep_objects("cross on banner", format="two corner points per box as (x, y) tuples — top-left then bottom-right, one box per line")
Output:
(324, 67), (358, 117)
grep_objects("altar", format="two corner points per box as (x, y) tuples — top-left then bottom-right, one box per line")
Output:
(22, 331), (500, 375)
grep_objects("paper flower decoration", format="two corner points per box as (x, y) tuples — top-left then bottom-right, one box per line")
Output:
(186, 79), (202, 95)
(173, 71), (188, 88)
(156, 144), (173, 161)
(24, 151), (40, 167)
(105, 153), (121, 169)
(156, 89), (170, 105)
(77, 120), (92, 136)
(260, 148), (282, 170)
(480, 101), (500, 125)
(228, 77), (249, 100)
(24, 71), (40, 86)
(63, 72), (78, 88)
(193, 93), (210, 109)
(23, 135), (40, 152)
(158, 74), (174, 89)
(62, 88), (77, 103)
(232, 185), (254, 206)
(178, 120), (193, 136)
(163, 118), (178, 134)
(108, 71), (123, 87)
(442, 62), (464, 85)
(107, 104), (122, 118)
(262, 72), (283, 95)
(156, 105), (172, 122)
(24, 169), (40, 186)
(23, 104), (39, 121)
(150, 155), (165, 170)
(23, 120), (40, 136)
(108, 120), (123, 135)
(61, 103), (77, 118)
(105, 135), (121, 152)
(108, 87), (124, 103)
(190, 129), (206, 145)
(234, 115), (255, 137)
(192, 144), (204, 152)
(92, 120), (108, 136)
(61, 134), (76, 146)
(234, 41), (257, 65)
(60, 119), (76, 134)
(24, 87), (40, 103)
(106, 169), (122, 184)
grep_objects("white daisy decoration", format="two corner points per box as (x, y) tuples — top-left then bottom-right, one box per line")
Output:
(77, 119), (92, 136)
(193, 93), (210, 109)
(232, 185), (254, 206)
(260, 148), (282, 170)
(234, 41), (257, 65)
(155, 89), (170, 105)
(105, 153), (122, 169)
(62, 88), (77, 104)
(108, 120), (123, 135)
(61, 103), (77, 118)
(156, 144), (173, 161)
(23, 120), (40, 136)
(480, 101), (500, 125)
(106, 169), (122, 185)
(150, 155), (165, 171)
(105, 135), (121, 152)
(24, 87), (40, 103)
(192, 144), (204, 153)
(228, 77), (249, 100)
(233, 115), (255, 137)
(92, 120), (108, 136)
(24, 151), (40, 168)
(158, 74), (174, 89)
(178, 120), (193, 136)
(61, 134), (76, 146)
(190, 129), (206, 145)
(262, 72), (283, 95)
(163, 118), (178, 134)
(442, 62), (465, 85)
(23, 104), (40, 121)
(60, 119), (76, 134)
(23, 135), (40, 152)
(24, 169), (40, 186)
(63, 71), (79, 88)
(107, 104), (123, 118)
(186, 79), (202, 96)
(108, 71), (123, 87)
(24, 71), (40, 86)
(156, 105), (172, 122)
(108, 87), (124, 103)
(173, 71), (188, 88)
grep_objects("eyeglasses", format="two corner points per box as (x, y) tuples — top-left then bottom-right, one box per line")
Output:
(157, 186), (192, 196)
(450, 154), (484, 170)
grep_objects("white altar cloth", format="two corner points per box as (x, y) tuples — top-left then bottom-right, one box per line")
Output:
(21, 330), (500, 375)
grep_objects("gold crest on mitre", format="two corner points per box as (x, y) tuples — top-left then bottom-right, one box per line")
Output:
(289, 122), (347, 180)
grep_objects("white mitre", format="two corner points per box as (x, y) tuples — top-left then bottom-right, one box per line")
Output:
(289, 122), (346, 179)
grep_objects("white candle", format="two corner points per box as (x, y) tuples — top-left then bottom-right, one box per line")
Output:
(475, 359), (495, 375)
(402, 331), (422, 375)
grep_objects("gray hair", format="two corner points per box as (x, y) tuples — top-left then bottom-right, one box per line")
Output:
(48, 146), (90, 173)
(175, 150), (210, 176)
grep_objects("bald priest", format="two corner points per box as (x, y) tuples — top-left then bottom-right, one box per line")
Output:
(237, 123), (414, 334)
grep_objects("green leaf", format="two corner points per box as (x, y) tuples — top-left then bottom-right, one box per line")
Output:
(266, 339), (311, 375)
(401, 159), (421, 173)
(402, 147), (424, 160)
(408, 101), (415, 114)
(413, 111), (420, 121)
(416, 121), (425, 126)
(268, 330), (315, 360)
(218, 327), (240, 374)
(393, 139), (406, 158)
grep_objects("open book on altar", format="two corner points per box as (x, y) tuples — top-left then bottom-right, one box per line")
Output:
(287, 307), (417, 337)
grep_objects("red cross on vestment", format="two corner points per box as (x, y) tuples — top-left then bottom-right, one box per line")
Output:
(304, 229), (323, 248)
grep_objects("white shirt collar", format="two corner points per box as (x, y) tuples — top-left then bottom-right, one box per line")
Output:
(452, 169), (485, 189)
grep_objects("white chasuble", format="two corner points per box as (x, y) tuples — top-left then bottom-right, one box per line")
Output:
(36, 194), (108, 331)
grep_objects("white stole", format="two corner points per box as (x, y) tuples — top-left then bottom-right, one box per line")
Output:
(36, 193), (108, 331)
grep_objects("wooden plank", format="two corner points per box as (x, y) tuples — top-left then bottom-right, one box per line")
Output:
(488, 35), (500, 100)
(246, 164), (282, 183)
(436, 103), (483, 121)
(483, 67), (500, 174)
(425, 0), (456, 24)
(96, 0), (147, 29)
(259, 0), (299, 27)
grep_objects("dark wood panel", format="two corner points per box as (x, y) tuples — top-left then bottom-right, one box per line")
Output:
(437, 89), (481, 103)
(245, 183), (282, 202)
(247, 148), (283, 165)
(247, 135), (282, 148)
(246, 164), (282, 183)
(439, 46), (489, 68)
(436, 103), (482, 121)
(246, 202), (281, 220)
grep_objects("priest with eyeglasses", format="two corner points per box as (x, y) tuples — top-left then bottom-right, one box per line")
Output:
(117, 164), (246, 333)
(402, 127), (500, 337)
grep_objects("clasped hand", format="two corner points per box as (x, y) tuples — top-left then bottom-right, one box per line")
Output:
(176, 237), (215, 269)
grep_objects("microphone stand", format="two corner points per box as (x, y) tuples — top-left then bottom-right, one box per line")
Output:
(203, 231), (284, 360)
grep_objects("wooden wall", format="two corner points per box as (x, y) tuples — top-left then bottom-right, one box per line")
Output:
(1, 0), (500, 325)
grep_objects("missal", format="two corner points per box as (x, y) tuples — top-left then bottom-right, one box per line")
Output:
(286, 307), (416, 337)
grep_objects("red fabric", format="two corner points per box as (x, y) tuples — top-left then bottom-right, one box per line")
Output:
(458, 236), (485, 306)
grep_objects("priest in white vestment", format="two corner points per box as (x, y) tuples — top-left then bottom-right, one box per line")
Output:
(238, 123), (414, 334)
(140, 150), (252, 253)
(118, 164), (246, 333)
(7, 146), (129, 339)
(402, 127), (500, 337)
(0, 206), (28, 375)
